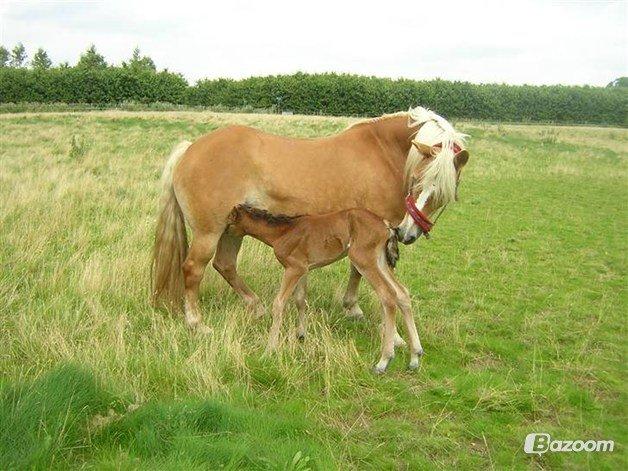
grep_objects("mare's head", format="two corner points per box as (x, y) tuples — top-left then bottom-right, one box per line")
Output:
(397, 107), (470, 244)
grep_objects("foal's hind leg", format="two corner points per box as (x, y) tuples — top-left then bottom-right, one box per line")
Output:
(182, 233), (219, 333)
(213, 230), (263, 317)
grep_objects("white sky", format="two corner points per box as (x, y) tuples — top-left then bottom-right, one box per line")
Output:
(1, 0), (626, 86)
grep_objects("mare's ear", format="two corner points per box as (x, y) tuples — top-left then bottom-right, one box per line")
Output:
(412, 141), (435, 156)
(454, 150), (469, 170)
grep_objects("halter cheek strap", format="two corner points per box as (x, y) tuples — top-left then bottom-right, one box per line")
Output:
(404, 194), (433, 235)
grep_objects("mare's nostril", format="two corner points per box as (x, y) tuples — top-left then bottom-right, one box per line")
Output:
(402, 235), (417, 245)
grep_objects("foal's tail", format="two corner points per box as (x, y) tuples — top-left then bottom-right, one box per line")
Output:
(151, 141), (192, 310)
(384, 222), (400, 269)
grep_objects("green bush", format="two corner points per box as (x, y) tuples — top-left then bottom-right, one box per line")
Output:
(1, 68), (626, 125)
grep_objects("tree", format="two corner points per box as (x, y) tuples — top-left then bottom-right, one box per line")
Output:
(124, 47), (156, 72)
(31, 48), (52, 69)
(0, 46), (9, 67)
(607, 77), (628, 88)
(10, 43), (27, 67)
(76, 44), (107, 69)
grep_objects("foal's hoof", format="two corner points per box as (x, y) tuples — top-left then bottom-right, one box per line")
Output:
(408, 351), (425, 370)
(373, 364), (389, 375)
(373, 358), (392, 375)
(296, 332), (305, 342)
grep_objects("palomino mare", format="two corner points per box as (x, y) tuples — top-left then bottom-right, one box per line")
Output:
(151, 107), (469, 332)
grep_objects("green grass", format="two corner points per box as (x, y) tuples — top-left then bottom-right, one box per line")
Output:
(0, 111), (626, 469)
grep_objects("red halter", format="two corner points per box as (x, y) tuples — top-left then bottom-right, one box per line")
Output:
(404, 194), (433, 235)
(433, 142), (463, 154)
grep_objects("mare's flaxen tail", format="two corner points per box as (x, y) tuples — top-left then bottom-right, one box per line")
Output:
(151, 141), (192, 310)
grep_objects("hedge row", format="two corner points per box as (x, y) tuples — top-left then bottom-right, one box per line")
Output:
(0, 68), (188, 104)
(188, 73), (627, 125)
(1, 68), (626, 125)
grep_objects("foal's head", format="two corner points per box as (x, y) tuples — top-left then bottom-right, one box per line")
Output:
(397, 109), (470, 244)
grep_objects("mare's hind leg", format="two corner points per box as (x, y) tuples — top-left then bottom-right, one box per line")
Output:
(182, 233), (219, 333)
(213, 230), (263, 316)
(342, 263), (365, 320)
(294, 276), (308, 340)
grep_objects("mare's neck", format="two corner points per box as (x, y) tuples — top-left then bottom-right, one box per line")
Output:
(367, 115), (415, 165)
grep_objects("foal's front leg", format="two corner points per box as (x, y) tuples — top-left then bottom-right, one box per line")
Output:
(351, 259), (399, 373)
(267, 266), (306, 351)
(388, 277), (424, 369)
(346, 264), (405, 347)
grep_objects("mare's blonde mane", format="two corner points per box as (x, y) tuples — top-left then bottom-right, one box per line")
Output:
(347, 111), (408, 129)
(349, 107), (468, 205)
(404, 107), (468, 205)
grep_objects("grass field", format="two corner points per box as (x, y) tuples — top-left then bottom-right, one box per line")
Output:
(0, 111), (626, 470)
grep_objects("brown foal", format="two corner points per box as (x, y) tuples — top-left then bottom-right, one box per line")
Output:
(227, 204), (424, 373)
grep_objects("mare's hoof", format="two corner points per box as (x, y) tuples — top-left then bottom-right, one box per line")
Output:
(248, 303), (265, 319)
(195, 324), (213, 336)
(345, 305), (365, 321)
(296, 333), (305, 342)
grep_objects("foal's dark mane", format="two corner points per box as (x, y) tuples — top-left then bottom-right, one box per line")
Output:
(237, 204), (302, 225)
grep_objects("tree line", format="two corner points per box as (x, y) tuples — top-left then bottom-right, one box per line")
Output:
(0, 43), (626, 125)
(0, 43), (156, 71)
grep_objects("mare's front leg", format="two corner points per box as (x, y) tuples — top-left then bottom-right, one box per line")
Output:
(267, 266), (306, 351)
(294, 276), (308, 340)
(342, 263), (365, 320)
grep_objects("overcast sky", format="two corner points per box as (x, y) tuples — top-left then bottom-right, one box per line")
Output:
(1, 0), (626, 86)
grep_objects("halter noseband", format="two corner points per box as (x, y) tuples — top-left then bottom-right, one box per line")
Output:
(404, 194), (433, 235)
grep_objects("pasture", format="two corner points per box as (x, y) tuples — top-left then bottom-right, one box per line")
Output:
(0, 111), (626, 469)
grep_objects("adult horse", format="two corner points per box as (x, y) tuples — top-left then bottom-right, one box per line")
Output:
(151, 107), (469, 331)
